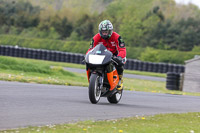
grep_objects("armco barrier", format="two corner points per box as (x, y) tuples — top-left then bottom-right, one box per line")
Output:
(0, 45), (185, 73)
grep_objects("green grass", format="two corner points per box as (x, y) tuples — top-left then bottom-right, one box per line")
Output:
(0, 56), (200, 96)
(0, 56), (86, 69)
(0, 56), (200, 132)
(124, 70), (166, 78)
(123, 78), (199, 96)
(1, 112), (200, 133)
(0, 56), (88, 86)
(0, 69), (88, 86)
(0, 55), (166, 77)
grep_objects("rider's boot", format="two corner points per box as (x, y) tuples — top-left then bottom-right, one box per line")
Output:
(117, 75), (123, 91)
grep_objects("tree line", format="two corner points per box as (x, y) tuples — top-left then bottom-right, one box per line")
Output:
(0, 0), (200, 52)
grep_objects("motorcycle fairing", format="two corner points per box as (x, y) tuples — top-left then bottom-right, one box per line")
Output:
(86, 44), (119, 91)
(86, 69), (90, 82)
(107, 68), (119, 91)
(85, 44), (112, 66)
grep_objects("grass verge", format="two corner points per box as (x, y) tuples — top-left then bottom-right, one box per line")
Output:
(123, 78), (200, 96)
(0, 55), (166, 77)
(1, 112), (200, 133)
(124, 69), (166, 78)
(0, 56), (199, 96)
(0, 56), (88, 86)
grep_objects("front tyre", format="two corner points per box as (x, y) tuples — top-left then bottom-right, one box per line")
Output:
(89, 73), (101, 104)
(107, 90), (123, 104)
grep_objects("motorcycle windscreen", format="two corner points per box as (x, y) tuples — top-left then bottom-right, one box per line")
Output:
(88, 55), (105, 64)
(86, 44), (112, 65)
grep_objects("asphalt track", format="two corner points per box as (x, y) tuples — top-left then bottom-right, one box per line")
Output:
(1, 80), (200, 130)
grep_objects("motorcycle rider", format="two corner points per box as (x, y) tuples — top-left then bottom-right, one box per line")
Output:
(86, 20), (126, 90)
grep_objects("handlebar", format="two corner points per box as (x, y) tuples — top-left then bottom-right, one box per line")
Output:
(111, 58), (119, 65)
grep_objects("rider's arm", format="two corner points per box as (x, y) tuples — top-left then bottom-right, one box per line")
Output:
(116, 36), (126, 60)
(86, 38), (94, 54)
(86, 34), (99, 54)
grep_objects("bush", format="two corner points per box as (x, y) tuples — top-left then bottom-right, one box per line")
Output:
(0, 34), (89, 53)
(139, 47), (200, 64)
(19, 27), (61, 39)
(126, 46), (144, 59)
(0, 34), (141, 57)
(139, 47), (160, 62)
(192, 45), (200, 52)
(1, 35), (200, 64)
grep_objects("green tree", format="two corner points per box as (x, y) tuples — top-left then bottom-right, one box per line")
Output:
(0, 0), (40, 32)
(51, 15), (73, 39)
(70, 14), (95, 40)
(146, 17), (200, 51)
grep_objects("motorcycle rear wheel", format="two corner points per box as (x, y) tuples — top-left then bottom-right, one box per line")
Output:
(107, 90), (123, 104)
(89, 73), (101, 104)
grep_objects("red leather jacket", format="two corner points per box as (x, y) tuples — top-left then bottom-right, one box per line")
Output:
(86, 32), (126, 59)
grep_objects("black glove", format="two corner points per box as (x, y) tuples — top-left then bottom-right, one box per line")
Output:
(113, 56), (123, 66)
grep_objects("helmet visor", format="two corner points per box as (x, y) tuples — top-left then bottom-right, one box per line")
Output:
(102, 30), (109, 36)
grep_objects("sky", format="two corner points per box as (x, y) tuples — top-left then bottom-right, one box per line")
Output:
(175, 0), (200, 8)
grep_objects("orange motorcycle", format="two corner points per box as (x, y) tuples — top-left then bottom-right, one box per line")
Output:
(85, 44), (123, 104)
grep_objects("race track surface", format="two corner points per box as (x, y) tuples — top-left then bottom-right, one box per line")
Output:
(0, 81), (200, 130)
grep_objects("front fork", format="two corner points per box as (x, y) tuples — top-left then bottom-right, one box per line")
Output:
(99, 73), (104, 89)
(87, 69), (104, 90)
(86, 63), (117, 91)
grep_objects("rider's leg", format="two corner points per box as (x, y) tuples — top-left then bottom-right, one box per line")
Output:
(115, 65), (124, 90)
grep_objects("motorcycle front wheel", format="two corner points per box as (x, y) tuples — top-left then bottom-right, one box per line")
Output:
(89, 73), (101, 104)
(107, 90), (123, 104)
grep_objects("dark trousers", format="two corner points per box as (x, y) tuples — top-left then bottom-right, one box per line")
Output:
(106, 63), (124, 76)
(115, 64), (124, 76)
